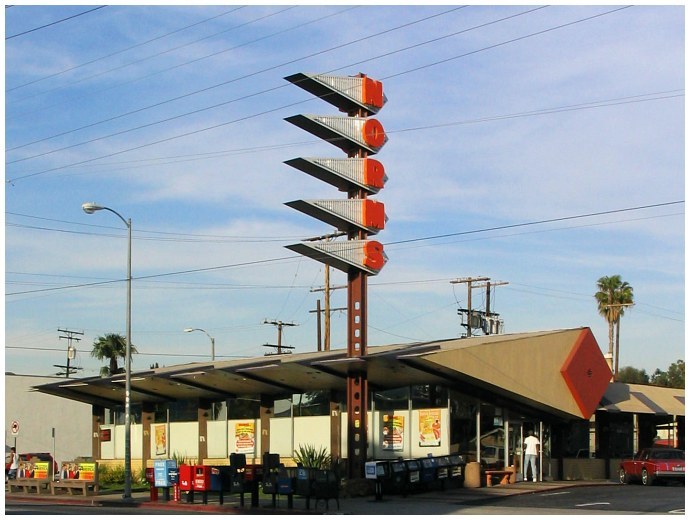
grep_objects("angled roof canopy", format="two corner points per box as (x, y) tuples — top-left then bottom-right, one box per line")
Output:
(35, 328), (681, 422)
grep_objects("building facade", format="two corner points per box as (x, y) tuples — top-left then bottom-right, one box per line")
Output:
(33, 328), (684, 480)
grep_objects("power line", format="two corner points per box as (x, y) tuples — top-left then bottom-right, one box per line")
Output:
(3, 6), (641, 183)
(6, 6), (107, 40)
(6, 7), (246, 92)
(5, 201), (683, 297)
(7, 5), (462, 156)
(8, 6), (296, 105)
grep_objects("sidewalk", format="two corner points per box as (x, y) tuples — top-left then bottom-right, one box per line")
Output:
(6, 480), (616, 515)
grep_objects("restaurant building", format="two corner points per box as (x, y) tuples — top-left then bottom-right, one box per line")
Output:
(34, 327), (684, 481)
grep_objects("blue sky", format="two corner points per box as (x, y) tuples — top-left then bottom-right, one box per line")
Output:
(4, 4), (685, 379)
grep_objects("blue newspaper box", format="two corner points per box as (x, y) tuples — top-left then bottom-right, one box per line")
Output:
(419, 457), (437, 483)
(154, 459), (178, 488)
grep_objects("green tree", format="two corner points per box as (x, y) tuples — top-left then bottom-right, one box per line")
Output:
(651, 359), (685, 389)
(616, 366), (649, 384)
(594, 275), (634, 379)
(91, 333), (137, 377)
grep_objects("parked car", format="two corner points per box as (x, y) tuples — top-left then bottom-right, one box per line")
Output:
(619, 447), (685, 486)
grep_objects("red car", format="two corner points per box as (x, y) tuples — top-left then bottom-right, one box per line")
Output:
(619, 447), (685, 486)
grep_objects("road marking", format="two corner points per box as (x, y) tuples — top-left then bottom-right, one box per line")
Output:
(542, 491), (570, 496)
(668, 509), (684, 514)
(576, 502), (610, 507)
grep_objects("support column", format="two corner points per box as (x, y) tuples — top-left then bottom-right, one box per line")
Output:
(260, 395), (273, 456)
(142, 403), (154, 468)
(198, 398), (210, 463)
(347, 269), (368, 479)
(330, 390), (342, 469)
(91, 405), (104, 461)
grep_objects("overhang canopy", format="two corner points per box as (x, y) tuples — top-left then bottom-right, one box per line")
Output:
(35, 327), (656, 421)
(599, 382), (685, 416)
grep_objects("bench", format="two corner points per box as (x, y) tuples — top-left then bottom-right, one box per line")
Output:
(485, 469), (513, 487)
(7, 460), (54, 494)
(51, 461), (99, 496)
(7, 477), (52, 494)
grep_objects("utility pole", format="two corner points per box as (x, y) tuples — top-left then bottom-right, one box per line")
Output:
(305, 231), (346, 351)
(451, 277), (489, 338)
(451, 278), (508, 337)
(263, 319), (297, 355)
(54, 328), (84, 378)
(310, 283), (346, 351)
(479, 280), (509, 335)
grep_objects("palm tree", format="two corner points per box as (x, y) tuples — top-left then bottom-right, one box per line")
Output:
(613, 280), (634, 378)
(595, 275), (634, 379)
(91, 333), (137, 377)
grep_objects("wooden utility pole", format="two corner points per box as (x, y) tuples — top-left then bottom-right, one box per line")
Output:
(55, 328), (84, 378)
(263, 320), (297, 355)
(451, 277), (489, 338)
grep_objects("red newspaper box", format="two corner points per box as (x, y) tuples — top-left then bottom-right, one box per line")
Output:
(178, 464), (194, 491)
(193, 465), (211, 491)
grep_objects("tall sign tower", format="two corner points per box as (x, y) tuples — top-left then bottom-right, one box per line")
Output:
(284, 72), (389, 477)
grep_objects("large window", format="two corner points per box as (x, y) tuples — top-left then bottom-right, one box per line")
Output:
(227, 397), (259, 419)
(373, 387), (409, 411)
(449, 390), (478, 462)
(292, 390), (331, 417)
(411, 384), (448, 409)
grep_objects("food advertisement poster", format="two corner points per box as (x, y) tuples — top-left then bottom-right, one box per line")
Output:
(234, 422), (255, 454)
(419, 409), (442, 447)
(155, 424), (168, 456)
(381, 414), (404, 451)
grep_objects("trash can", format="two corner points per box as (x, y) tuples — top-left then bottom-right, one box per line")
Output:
(464, 461), (481, 488)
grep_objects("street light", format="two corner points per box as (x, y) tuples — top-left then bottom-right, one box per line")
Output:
(184, 328), (215, 361)
(82, 202), (133, 501)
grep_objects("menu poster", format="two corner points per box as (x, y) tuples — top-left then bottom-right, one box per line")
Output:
(381, 414), (404, 451)
(419, 409), (442, 447)
(234, 422), (256, 455)
(155, 424), (168, 456)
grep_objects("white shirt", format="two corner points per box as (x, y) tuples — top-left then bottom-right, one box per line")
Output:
(524, 435), (540, 456)
(9, 452), (19, 470)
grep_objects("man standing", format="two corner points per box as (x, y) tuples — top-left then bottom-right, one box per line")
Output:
(7, 447), (19, 480)
(523, 430), (540, 482)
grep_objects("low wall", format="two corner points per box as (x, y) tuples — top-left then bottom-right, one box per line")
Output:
(552, 458), (622, 480)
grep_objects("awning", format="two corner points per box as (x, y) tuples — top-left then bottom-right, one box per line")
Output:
(599, 382), (685, 416)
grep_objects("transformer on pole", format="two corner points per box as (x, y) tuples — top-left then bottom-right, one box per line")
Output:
(284, 72), (389, 478)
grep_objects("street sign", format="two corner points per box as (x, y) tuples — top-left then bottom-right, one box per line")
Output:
(11, 420), (19, 436)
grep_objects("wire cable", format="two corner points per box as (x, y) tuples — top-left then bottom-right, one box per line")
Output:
(6, 6), (107, 40)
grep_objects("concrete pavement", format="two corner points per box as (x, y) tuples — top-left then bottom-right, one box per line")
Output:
(6, 479), (616, 515)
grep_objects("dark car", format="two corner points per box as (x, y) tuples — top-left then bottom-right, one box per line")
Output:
(619, 447), (685, 486)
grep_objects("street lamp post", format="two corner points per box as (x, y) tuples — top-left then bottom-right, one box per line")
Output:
(183, 328), (215, 361)
(82, 202), (133, 500)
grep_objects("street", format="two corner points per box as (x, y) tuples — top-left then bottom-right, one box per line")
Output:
(5, 482), (685, 515)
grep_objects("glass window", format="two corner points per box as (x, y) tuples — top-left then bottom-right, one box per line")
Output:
(225, 397), (259, 419)
(411, 384), (448, 409)
(449, 390), (478, 462)
(374, 387), (409, 410)
(293, 390), (331, 416)
(273, 395), (293, 418)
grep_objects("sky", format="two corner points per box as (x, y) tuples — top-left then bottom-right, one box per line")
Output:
(4, 4), (685, 380)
